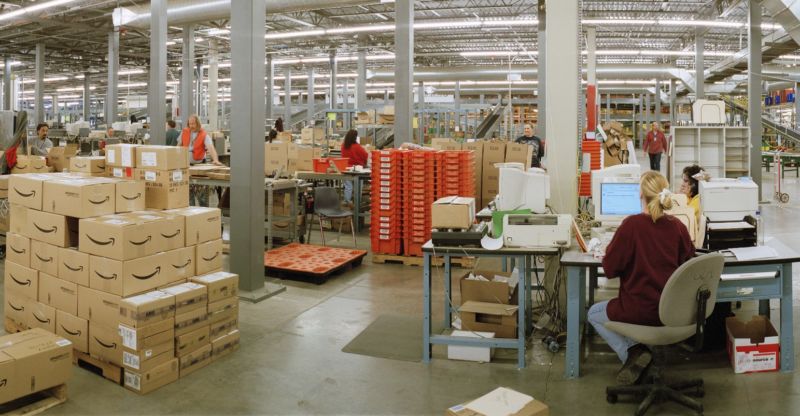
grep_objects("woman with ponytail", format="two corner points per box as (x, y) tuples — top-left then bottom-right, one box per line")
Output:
(588, 171), (695, 385)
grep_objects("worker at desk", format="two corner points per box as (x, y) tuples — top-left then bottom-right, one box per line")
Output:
(679, 165), (707, 227)
(587, 171), (695, 385)
(30, 123), (53, 156)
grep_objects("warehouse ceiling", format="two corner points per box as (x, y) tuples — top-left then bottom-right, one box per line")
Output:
(1, 0), (798, 102)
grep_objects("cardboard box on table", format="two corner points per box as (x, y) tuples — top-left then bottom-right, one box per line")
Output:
(432, 197), (476, 230)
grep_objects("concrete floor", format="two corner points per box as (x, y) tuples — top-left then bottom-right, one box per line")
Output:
(5, 165), (800, 415)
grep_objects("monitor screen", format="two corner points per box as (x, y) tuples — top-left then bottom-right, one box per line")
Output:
(601, 182), (641, 216)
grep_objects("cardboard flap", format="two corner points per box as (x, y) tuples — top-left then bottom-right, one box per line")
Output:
(460, 301), (517, 316)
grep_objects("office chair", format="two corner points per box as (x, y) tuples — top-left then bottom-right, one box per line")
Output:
(308, 187), (356, 247)
(604, 253), (725, 416)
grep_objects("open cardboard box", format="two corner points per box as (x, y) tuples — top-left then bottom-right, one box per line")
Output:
(726, 315), (780, 374)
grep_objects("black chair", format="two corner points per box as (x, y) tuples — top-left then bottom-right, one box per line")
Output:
(308, 187), (356, 247)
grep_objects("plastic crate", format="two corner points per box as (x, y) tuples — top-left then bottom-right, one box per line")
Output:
(371, 238), (403, 255)
(313, 158), (349, 173)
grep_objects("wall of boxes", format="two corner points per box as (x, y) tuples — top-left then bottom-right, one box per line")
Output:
(2, 145), (240, 395)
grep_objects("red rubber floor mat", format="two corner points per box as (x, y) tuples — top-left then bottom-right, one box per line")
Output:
(264, 243), (367, 278)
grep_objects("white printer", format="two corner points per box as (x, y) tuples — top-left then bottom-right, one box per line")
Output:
(502, 214), (572, 248)
(700, 178), (758, 222)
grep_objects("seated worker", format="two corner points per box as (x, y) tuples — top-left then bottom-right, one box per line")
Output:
(514, 124), (545, 168)
(31, 123), (53, 156)
(341, 129), (368, 204)
(680, 164), (707, 226)
(588, 171), (695, 385)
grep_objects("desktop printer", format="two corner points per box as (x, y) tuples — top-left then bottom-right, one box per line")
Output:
(502, 214), (572, 248)
(700, 178), (759, 250)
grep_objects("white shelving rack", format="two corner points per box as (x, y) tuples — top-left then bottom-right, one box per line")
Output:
(670, 126), (750, 191)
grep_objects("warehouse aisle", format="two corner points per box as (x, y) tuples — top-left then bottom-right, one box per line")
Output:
(9, 168), (798, 415)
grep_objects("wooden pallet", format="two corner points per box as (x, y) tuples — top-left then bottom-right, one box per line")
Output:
(0, 384), (67, 416)
(372, 253), (476, 268)
(72, 350), (124, 385)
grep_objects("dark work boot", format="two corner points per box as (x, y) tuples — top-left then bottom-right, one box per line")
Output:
(616, 344), (652, 385)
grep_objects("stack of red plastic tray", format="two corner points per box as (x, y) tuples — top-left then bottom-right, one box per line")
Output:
(370, 149), (404, 254)
(403, 150), (437, 256)
(580, 140), (602, 197)
(438, 150), (476, 198)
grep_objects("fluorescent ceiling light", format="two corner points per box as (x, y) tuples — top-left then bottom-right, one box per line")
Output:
(0, 0), (79, 22)
(119, 69), (146, 76)
(282, 15), (315, 28)
(374, 13), (388, 21)
(266, 29), (325, 40)
(206, 28), (230, 36)
(195, 37), (205, 42)
(0, 61), (22, 68)
(326, 24), (394, 35)
(166, 41), (176, 46)
(21, 76), (69, 84)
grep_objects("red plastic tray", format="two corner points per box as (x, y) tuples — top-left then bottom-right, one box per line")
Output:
(264, 243), (367, 277)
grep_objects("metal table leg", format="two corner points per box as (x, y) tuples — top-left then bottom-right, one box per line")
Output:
(444, 254), (452, 329)
(423, 252), (432, 363)
(352, 176), (362, 233)
(780, 263), (795, 372)
(565, 265), (585, 379)
(267, 185), (274, 250)
(524, 255), (532, 336)
(516, 254), (527, 369)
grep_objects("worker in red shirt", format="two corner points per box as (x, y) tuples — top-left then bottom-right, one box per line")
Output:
(643, 122), (668, 171)
(341, 129), (369, 204)
(588, 171), (695, 385)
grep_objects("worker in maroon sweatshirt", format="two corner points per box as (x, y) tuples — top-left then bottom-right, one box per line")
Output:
(588, 171), (695, 385)
(643, 122), (668, 171)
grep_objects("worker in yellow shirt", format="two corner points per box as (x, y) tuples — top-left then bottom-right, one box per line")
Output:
(680, 165), (707, 227)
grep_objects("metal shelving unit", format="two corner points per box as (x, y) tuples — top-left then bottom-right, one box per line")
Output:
(670, 126), (751, 191)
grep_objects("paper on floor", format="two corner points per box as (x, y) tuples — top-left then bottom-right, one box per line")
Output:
(466, 387), (534, 416)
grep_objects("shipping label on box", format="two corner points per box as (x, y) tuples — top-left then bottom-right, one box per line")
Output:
(123, 357), (179, 395)
(121, 341), (174, 372)
(70, 156), (106, 173)
(58, 247), (90, 287)
(79, 214), (165, 260)
(107, 165), (135, 179)
(26, 209), (79, 248)
(89, 322), (123, 366)
(30, 240), (60, 277)
(191, 271), (238, 303)
(5, 261), (39, 300)
(164, 207), (221, 246)
(115, 180), (146, 213)
(118, 318), (175, 351)
(727, 316), (781, 374)
(136, 145), (189, 171)
(6, 232), (31, 268)
(89, 252), (173, 297)
(38, 273), (78, 316)
(134, 168), (190, 210)
(194, 239), (223, 276)
(8, 173), (51, 210)
(77, 285), (121, 329)
(105, 144), (140, 168)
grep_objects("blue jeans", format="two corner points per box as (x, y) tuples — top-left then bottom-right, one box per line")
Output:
(588, 300), (638, 363)
(343, 180), (353, 203)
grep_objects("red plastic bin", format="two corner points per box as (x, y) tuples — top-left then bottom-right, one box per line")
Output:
(313, 158), (349, 173)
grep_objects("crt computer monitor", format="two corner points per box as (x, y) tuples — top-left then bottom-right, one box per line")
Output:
(598, 179), (640, 224)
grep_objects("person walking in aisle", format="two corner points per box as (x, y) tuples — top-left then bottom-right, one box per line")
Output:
(644, 122), (668, 171)
(514, 124), (545, 168)
(165, 120), (180, 146)
(181, 114), (222, 207)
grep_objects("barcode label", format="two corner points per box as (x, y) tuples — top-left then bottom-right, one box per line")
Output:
(145, 171), (156, 181)
(124, 372), (141, 390)
(119, 325), (137, 350)
(123, 351), (140, 369)
(379, 235), (390, 240)
(141, 152), (157, 167)
(380, 187), (390, 192)
(113, 168), (123, 178)
(172, 170), (183, 181)
(380, 205), (390, 210)
(56, 339), (72, 347)
(380, 193), (390, 198)
(107, 149), (116, 164)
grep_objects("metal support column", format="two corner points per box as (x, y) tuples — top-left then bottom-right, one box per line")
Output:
(329, 52), (338, 110)
(645, 94), (651, 128)
(343, 78), (350, 130)
(418, 81), (424, 143)
(545, 0), (579, 215)
(284, 69), (292, 130)
(107, 31), (119, 126)
(394, 0), (413, 147)
(52, 94), (59, 125)
(670, 78), (677, 127)
(3, 57), (10, 111)
(606, 94), (611, 123)
(231, 0), (273, 302)
(181, 25), (195, 123)
(384, 89), (389, 105)
(356, 43), (367, 109)
(537, 0), (547, 139)
(749, 0), (763, 197)
(696, 29), (705, 100)
(195, 62), (203, 121)
(307, 67), (315, 126)
(35, 44), (44, 124)
(586, 26), (596, 86)
(148, 0), (167, 143)
(454, 81), (461, 132)
(266, 56), (274, 120)
(83, 72), (90, 121)
(655, 79), (661, 125)
(208, 45), (219, 130)
(796, 82), (800, 129)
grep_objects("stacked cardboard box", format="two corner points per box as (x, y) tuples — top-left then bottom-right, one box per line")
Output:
(4, 172), (233, 395)
(12, 155), (52, 174)
(189, 272), (240, 366)
(133, 146), (190, 210)
(0, 328), (73, 404)
(48, 144), (79, 172)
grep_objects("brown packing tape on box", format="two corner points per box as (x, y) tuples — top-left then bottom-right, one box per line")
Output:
(77, 286), (121, 329)
(118, 318), (175, 351)
(6, 232), (31, 268)
(159, 282), (207, 315)
(5, 261), (39, 301)
(175, 306), (209, 336)
(57, 309), (89, 353)
(124, 357), (179, 395)
(37, 273), (78, 316)
(119, 291), (176, 328)
(208, 300), (238, 325)
(211, 329), (240, 361)
(175, 325), (210, 357)
(178, 343), (212, 378)
(210, 316), (238, 339)
(0, 328), (73, 405)
(58, 247), (89, 287)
